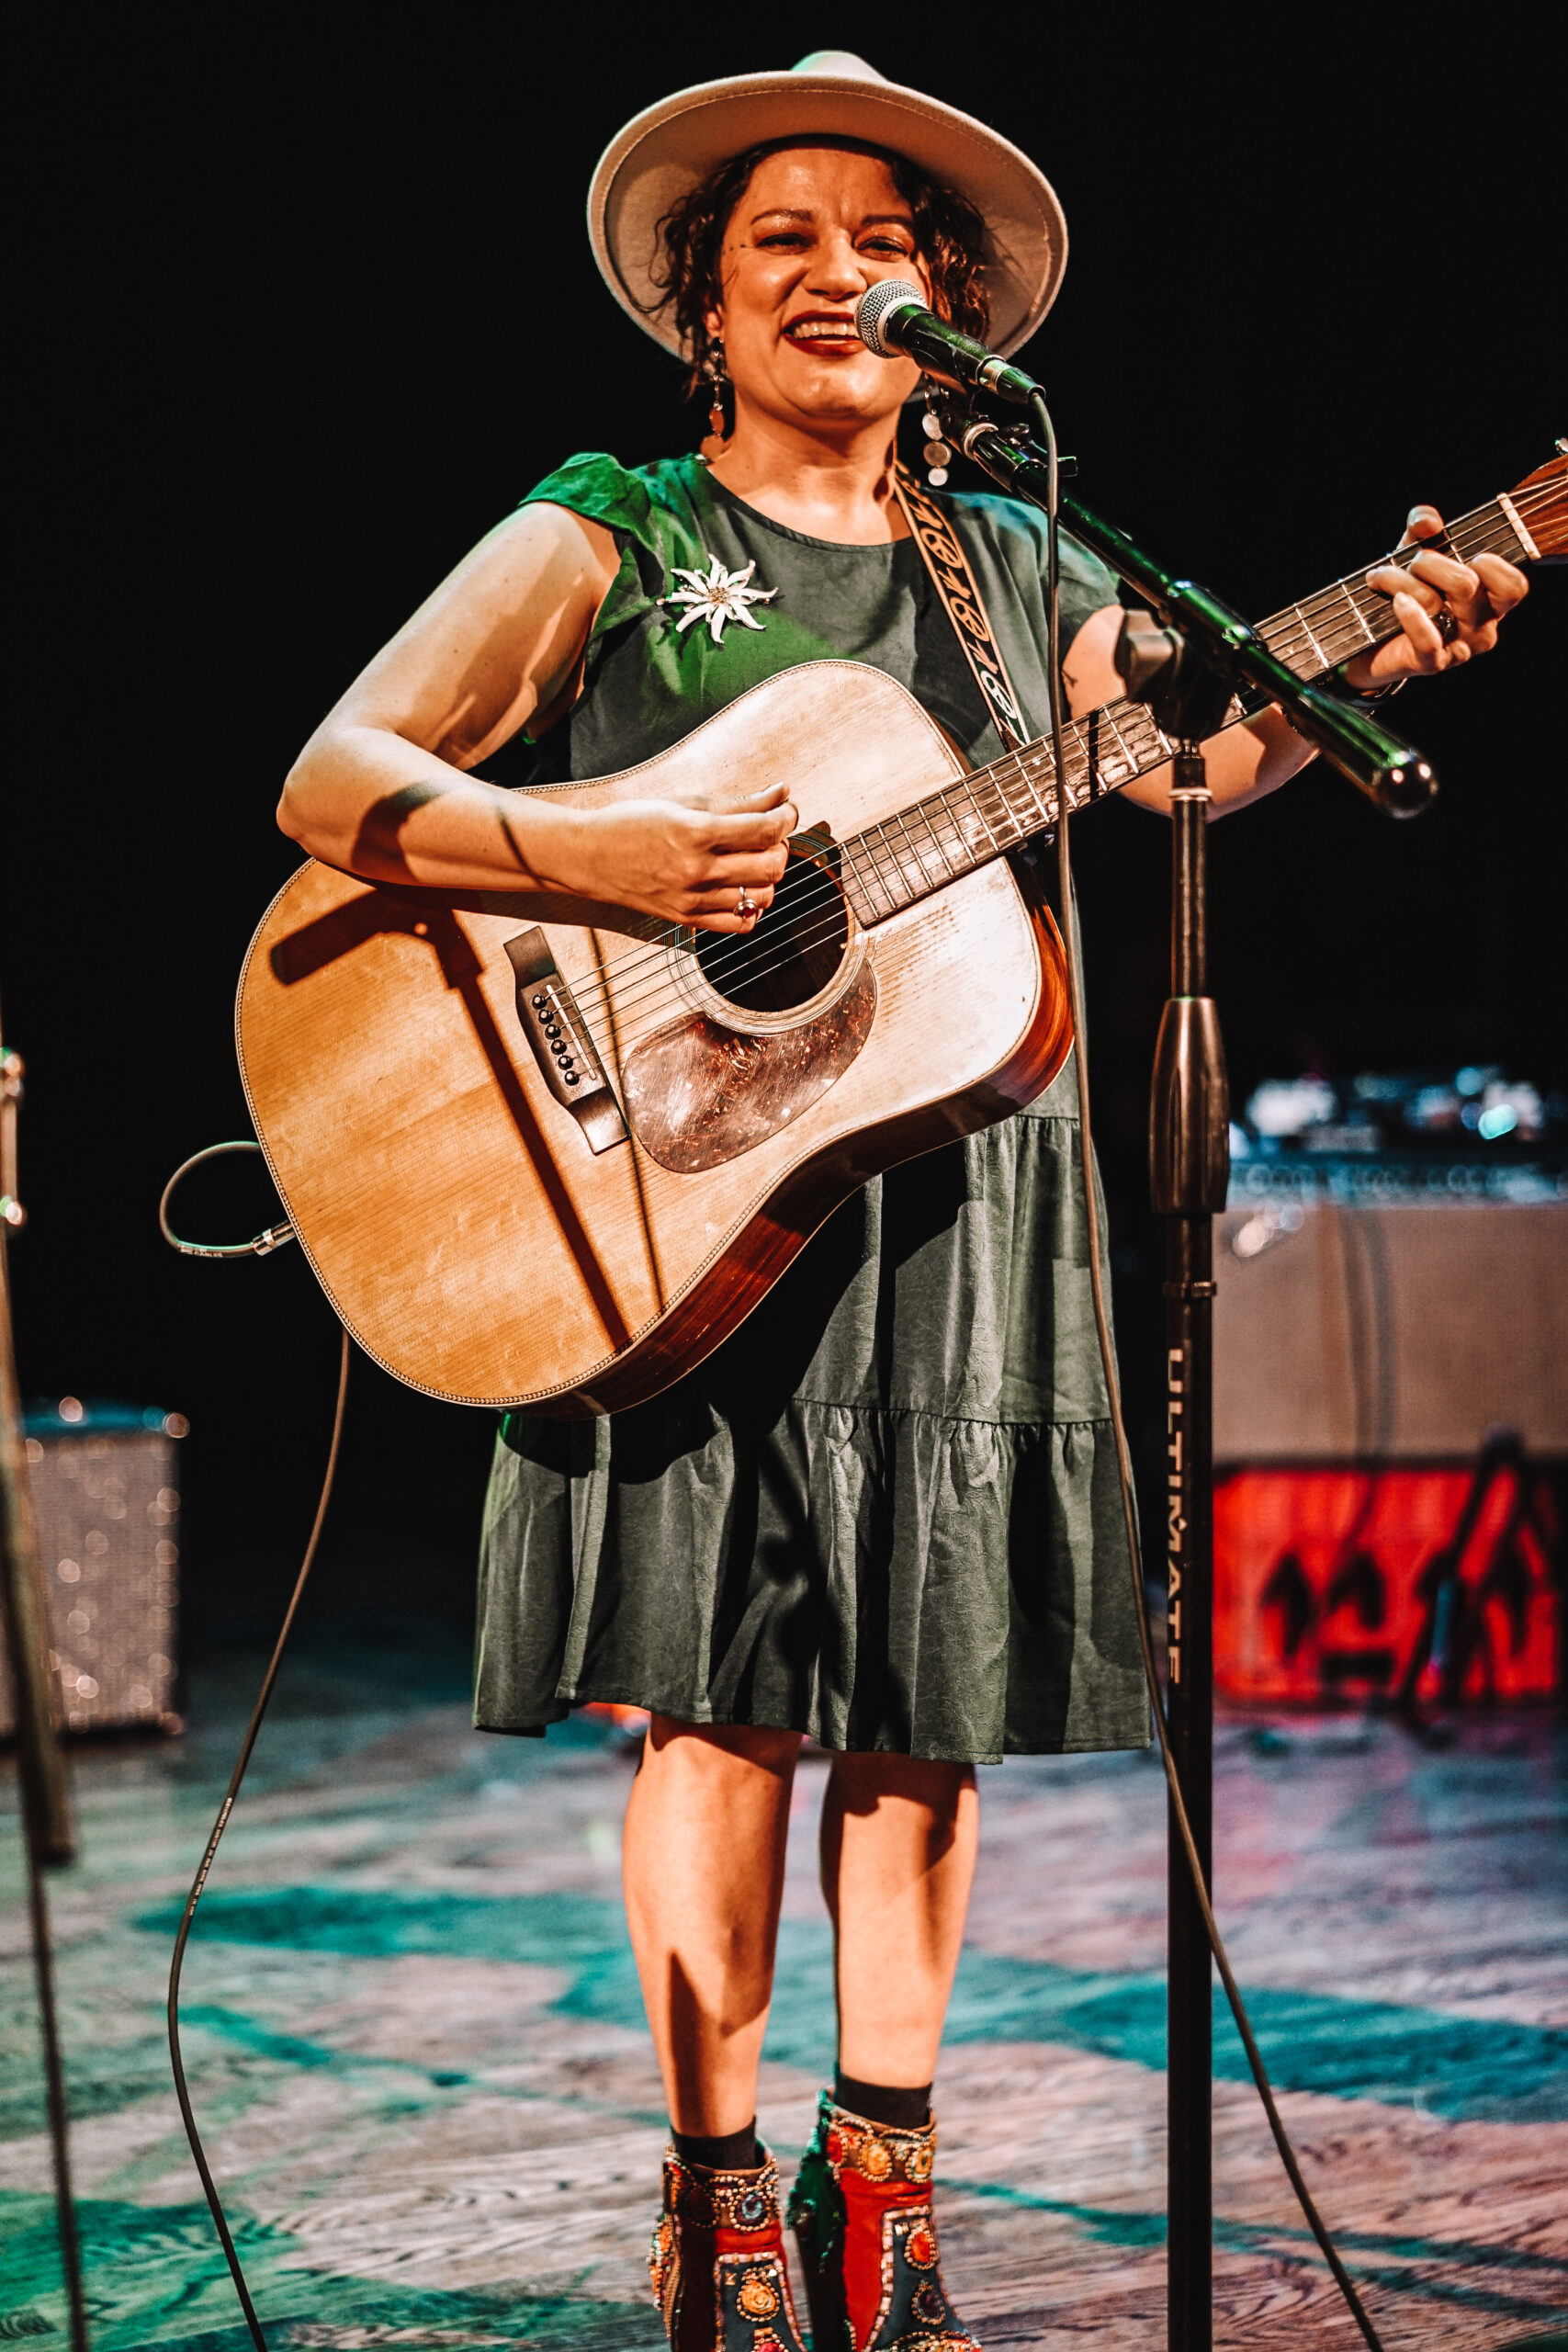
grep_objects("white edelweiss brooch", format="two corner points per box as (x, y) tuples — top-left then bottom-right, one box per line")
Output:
(662, 554), (778, 645)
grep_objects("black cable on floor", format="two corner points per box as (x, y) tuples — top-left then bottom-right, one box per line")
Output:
(165, 1324), (349, 2352)
(1032, 385), (1386, 2350)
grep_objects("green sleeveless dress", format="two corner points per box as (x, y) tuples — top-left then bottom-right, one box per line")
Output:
(472, 452), (1148, 1765)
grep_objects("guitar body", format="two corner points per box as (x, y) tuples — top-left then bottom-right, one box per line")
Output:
(237, 661), (1072, 1414)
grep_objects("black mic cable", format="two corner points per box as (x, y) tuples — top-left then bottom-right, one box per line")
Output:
(857, 295), (1390, 2330)
(852, 311), (1394, 2343)
(1032, 389), (1388, 2352)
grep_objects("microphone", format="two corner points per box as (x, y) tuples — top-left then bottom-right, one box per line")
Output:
(855, 281), (1042, 407)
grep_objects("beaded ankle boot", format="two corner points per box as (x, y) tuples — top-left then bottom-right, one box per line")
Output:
(787, 2094), (981, 2351)
(649, 2144), (808, 2352)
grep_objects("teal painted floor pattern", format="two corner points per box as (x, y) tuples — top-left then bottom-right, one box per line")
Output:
(4, 1634), (1566, 2347)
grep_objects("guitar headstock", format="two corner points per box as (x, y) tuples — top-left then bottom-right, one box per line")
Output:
(1507, 445), (1568, 560)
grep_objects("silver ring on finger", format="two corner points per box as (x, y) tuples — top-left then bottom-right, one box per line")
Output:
(1434, 605), (1460, 645)
(736, 888), (756, 918)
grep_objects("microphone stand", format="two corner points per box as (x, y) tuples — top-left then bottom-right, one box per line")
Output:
(953, 414), (1435, 2351)
(1, 1005), (89, 2352)
(1148, 728), (1231, 2352)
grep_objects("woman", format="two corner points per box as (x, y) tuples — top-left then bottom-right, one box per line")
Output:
(280, 52), (1525, 2352)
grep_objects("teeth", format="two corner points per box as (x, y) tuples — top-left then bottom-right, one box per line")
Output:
(789, 322), (857, 340)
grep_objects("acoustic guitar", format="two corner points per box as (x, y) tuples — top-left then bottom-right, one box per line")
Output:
(237, 454), (1566, 1415)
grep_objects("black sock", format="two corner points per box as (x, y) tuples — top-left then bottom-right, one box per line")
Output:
(671, 2120), (760, 2172)
(834, 2071), (931, 2131)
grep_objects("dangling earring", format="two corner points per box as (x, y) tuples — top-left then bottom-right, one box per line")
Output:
(704, 344), (732, 443)
(921, 384), (953, 488)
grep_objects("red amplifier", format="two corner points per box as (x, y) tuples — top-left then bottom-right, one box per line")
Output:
(1213, 1452), (1562, 1707)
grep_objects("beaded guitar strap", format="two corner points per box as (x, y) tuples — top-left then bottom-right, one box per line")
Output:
(892, 462), (1030, 756)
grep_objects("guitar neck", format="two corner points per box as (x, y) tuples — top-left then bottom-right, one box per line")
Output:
(836, 483), (1542, 928)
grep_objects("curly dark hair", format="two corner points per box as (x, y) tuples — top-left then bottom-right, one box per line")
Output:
(650, 137), (990, 400)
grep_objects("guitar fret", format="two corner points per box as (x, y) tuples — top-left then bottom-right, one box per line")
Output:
(1301, 613), (1371, 672)
(933, 803), (967, 875)
(1280, 592), (1350, 666)
(899, 808), (935, 885)
(993, 778), (1023, 841)
(919, 800), (965, 872)
(1062, 730), (1095, 805)
(987, 753), (1032, 834)
(1060, 747), (1090, 814)
(1335, 577), (1379, 649)
(976, 782), (1022, 851)
(942, 776), (1007, 866)
(1119, 703), (1163, 768)
(958, 777), (1003, 855)
(1079, 713), (1114, 795)
(1035, 745), (1067, 815)
(1010, 745), (1055, 828)
(1089, 713), (1120, 797)
(842, 843), (891, 925)
(916, 801), (960, 884)
(881, 821), (921, 907)
(893, 807), (942, 891)
(863, 822), (908, 914)
(891, 815), (935, 900)
(1101, 705), (1140, 774)
(1290, 600), (1331, 673)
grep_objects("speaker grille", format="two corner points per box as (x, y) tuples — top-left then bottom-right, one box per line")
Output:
(1, 1426), (180, 1734)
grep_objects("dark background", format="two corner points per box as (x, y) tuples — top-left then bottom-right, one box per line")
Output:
(11, 9), (1561, 1649)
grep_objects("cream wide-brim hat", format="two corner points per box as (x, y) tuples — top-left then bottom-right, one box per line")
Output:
(588, 51), (1068, 363)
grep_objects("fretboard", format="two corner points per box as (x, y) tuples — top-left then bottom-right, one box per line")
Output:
(835, 479), (1545, 927)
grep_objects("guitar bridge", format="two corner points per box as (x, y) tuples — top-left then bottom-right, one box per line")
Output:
(504, 930), (628, 1156)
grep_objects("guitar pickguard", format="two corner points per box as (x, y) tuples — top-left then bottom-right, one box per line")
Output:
(622, 967), (878, 1174)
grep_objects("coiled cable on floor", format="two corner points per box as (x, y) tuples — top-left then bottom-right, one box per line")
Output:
(164, 1323), (349, 2352)
(1033, 386), (1386, 2350)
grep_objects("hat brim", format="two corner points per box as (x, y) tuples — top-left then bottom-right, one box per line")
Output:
(588, 68), (1067, 363)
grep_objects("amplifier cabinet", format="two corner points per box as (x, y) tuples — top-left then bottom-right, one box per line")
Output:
(1213, 1201), (1568, 1464)
(0, 1410), (180, 1736)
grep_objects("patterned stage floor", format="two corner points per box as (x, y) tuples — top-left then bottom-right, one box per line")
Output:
(3, 1633), (1565, 2348)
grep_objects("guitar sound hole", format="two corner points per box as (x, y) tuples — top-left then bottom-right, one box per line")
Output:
(694, 854), (849, 1015)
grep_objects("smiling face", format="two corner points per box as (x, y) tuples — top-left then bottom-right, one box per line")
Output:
(705, 144), (933, 438)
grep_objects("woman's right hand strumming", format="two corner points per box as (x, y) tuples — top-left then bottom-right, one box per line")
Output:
(277, 503), (796, 933)
(533, 783), (798, 933)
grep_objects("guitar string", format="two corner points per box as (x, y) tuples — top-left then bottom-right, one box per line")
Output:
(558, 626), (1315, 1025)
(559, 557), (1477, 1041)
(564, 688), (1264, 1046)
(552, 479), (1560, 1043)
(1284, 477), (1557, 638)
(1260, 505), (1545, 670)
(559, 480), (1556, 1025)
(555, 539), (1518, 1046)
(1254, 496), (1549, 670)
(556, 475), (1557, 1024)
(562, 477), (1546, 1044)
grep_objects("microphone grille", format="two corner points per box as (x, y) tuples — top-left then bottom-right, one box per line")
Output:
(856, 280), (927, 358)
